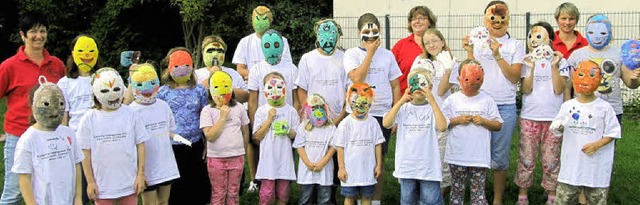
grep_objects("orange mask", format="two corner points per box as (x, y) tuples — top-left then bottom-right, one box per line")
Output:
(168, 50), (193, 83)
(459, 63), (484, 96)
(573, 60), (602, 95)
(347, 82), (374, 119)
(483, 4), (510, 37)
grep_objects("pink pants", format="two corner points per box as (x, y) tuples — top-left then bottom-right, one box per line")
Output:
(95, 194), (137, 205)
(207, 155), (244, 205)
(515, 119), (562, 191)
(259, 179), (290, 205)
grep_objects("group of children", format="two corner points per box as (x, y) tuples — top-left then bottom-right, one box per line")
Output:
(8, 2), (640, 205)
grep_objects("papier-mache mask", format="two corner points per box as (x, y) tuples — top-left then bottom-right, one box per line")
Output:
(407, 68), (433, 94)
(347, 82), (374, 119)
(202, 42), (225, 68)
(131, 64), (160, 104)
(532, 45), (554, 62)
(527, 26), (550, 50)
(168, 50), (193, 84)
(32, 76), (65, 130)
(120, 51), (141, 68)
(209, 71), (233, 105)
(72, 36), (99, 73)
(469, 26), (490, 49)
(91, 67), (125, 110)
(261, 30), (284, 65)
(252, 6), (272, 34)
(585, 14), (612, 50)
(573, 60), (602, 95)
(305, 94), (329, 127)
(264, 75), (286, 106)
(360, 23), (380, 42)
(459, 63), (484, 96)
(315, 19), (342, 55)
(621, 39), (640, 70)
(483, 3), (510, 36)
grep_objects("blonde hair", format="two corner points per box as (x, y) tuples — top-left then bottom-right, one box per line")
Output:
(201, 35), (227, 51)
(407, 68), (434, 88)
(252, 6), (273, 22)
(554, 2), (580, 22)
(422, 28), (450, 60)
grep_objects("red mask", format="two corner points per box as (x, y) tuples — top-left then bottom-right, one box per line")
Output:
(573, 60), (602, 95)
(459, 63), (484, 96)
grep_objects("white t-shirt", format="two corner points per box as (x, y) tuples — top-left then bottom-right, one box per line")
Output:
(194, 66), (248, 91)
(57, 76), (94, 130)
(292, 122), (336, 186)
(473, 35), (525, 105)
(295, 49), (348, 115)
(554, 98), (621, 187)
(410, 57), (460, 105)
(129, 100), (180, 186)
(344, 47), (403, 117)
(253, 104), (299, 180)
(247, 60), (298, 107)
(12, 126), (84, 205)
(390, 103), (447, 181)
(520, 59), (571, 121)
(232, 33), (293, 69)
(76, 106), (150, 199)
(567, 46), (624, 115)
(332, 115), (386, 186)
(200, 104), (250, 158)
(441, 92), (503, 168)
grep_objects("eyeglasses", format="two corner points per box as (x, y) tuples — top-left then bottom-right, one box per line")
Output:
(411, 16), (429, 21)
(423, 39), (442, 47)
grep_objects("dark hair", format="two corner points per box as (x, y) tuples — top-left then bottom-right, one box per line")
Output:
(27, 85), (40, 126)
(161, 47), (197, 89)
(19, 11), (49, 34)
(407, 6), (437, 32)
(357, 13), (380, 30)
(530, 21), (556, 49)
(484, 1), (507, 14)
(66, 34), (99, 79)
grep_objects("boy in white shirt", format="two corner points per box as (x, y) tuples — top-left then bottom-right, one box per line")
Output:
(549, 60), (621, 204)
(441, 60), (503, 205)
(333, 82), (385, 205)
(382, 68), (448, 204)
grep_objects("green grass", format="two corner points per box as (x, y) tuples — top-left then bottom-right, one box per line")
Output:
(0, 98), (638, 204)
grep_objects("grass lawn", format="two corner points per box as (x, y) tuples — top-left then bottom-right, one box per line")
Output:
(0, 98), (638, 204)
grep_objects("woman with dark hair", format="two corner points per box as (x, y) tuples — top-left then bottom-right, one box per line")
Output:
(392, 6), (437, 93)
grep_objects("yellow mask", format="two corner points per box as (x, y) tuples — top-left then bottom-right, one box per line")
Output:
(72, 36), (99, 73)
(209, 71), (233, 105)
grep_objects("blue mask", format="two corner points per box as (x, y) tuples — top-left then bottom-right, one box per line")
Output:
(585, 14), (612, 50)
(621, 39), (640, 70)
(316, 20), (340, 55)
(261, 29), (284, 65)
(120, 51), (140, 68)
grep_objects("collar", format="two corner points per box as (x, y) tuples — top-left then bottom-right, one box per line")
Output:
(16, 46), (52, 64)
(408, 33), (416, 42)
(553, 30), (586, 46)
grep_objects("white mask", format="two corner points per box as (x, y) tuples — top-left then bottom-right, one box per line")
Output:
(360, 23), (380, 41)
(532, 45), (554, 62)
(92, 68), (125, 110)
(469, 26), (490, 49)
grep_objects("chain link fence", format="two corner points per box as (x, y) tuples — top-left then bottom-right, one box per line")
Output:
(335, 12), (640, 104)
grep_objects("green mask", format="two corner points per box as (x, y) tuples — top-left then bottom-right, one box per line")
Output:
(316, 20), (340, 55)
(252, 9), (271, 34)
(202, 42), (225, 67)
(261, 30), (284, 65)
(272, 120), (290, 136)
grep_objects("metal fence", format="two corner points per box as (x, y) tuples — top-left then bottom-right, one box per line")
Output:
(335, 12), (640, 104)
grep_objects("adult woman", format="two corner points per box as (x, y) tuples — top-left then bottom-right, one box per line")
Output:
(391, 6), (437, 93)
(553, 2), (588, 59)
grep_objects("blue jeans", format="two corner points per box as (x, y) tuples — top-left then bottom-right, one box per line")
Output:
(490, 104), (517, 170)
(298, 184), (332, 205)
(1, 134), (21, 205)
(341, 185), (375, 198)
(399, 179), (443, 205)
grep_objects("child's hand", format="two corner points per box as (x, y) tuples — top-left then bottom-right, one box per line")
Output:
(338, 168), (348, 183)
(400, 89), (413, 103)
(219, 105), (230, 120)
(134, 174), (146, 195)
(490, 38), (501, 57)
(313, 161), (326, 172)
(523, 54), (535, 69)
(462, 35), (473, 52)
(582, 142), (602, 155)
(454, 115), (472, 125)
(86, 182), (99, 200)
(552, 51), (563, 67)
(422, 87), (435, 101)
(471, 115), (485, 126)
(363, 38), (381, 53)
(305, 161), (315, 171)
(267, 108), (277, 121)
(272, 120), (290, 136)
(374, 165), (382, 179)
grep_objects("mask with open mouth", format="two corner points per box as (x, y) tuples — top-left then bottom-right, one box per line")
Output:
(261, 29), (284, 65)
(209, 71), (233, 106)
(131, 64), (160, 104)
(264, 75), (286, 106)
(92, 67), (125, 110)
(168, 50), (193, 83)
(573, 60), (602, 95)
(72, 36), (99, 73)
(585, 14), (612, 50)
(32, 76), (65, 130)
(360, 22), (380, 42)
(315, 19), (341, 55)
(347, 82), (374, 119)
(621, 39), (640, 70)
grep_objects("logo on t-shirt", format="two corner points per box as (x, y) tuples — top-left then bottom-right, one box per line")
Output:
(67, 136), (72, 145)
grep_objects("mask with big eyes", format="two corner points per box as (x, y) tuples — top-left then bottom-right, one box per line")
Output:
(92, 68), (125, 110)
(347, 82), (374, 119)
(573, 60), (602, 95)
(483, 3), (510, 36)
(459, 63), (484, 96)
(360, 23), (380, 42)
(209, 71), (233, 106)
(532, 45), (554, 62)
(527, 26), (550, 50)
(304, 94), (329, 127)
(315, 20), (341, 55)
(120, 51), (141, 68)
(252, 6), (272, 34)
(131, 64), (160, 104)
(32, 77), (65, 130)
(264, 76), (286, 106)
(261, 30), (284, 65)
(202, 42), (225, 68)
(621, 39), (640, 70)
(469, 26), (490, 48)
(168, 50), (193, 84)
(72, 36), (99, 73)
(585, 14), (612, 50)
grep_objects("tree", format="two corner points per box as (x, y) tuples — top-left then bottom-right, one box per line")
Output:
(170, 0), (213, 69)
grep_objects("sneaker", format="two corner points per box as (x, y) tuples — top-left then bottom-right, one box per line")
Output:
(516, 195), (529, 205)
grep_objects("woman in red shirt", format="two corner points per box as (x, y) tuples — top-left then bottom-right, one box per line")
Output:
(553, 2), (588, 59)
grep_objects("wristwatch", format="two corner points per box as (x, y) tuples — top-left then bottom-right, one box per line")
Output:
(493, 55), (504, 61)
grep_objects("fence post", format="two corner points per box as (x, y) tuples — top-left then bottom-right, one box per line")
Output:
(385, 14), (391, 49)
(525, 12), (531, 53)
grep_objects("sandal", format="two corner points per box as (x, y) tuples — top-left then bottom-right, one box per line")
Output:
(516, 195), (529, 205)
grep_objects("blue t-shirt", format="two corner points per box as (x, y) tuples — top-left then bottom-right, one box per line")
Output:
(158, 84), (209, 144)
